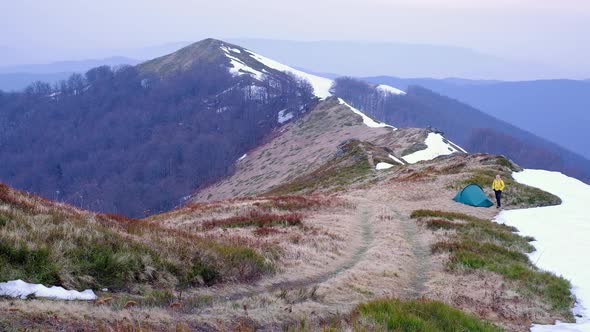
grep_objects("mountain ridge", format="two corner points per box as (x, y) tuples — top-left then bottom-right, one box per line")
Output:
(0, 38), (579, 331)
(1, 37), (588, 221)
(363, 75), (590, 159)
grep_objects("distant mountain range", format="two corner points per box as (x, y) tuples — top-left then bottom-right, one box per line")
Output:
(0, 57), (140, 91)
(363, 76), (590, 159)
(335, 78), (590, 184)
(1, 38), (589, 217)
(226, 39), (582, 80)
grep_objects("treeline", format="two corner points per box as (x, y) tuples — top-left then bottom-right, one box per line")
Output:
(0, 64), (316, 217)
(333, 77), (590, 183)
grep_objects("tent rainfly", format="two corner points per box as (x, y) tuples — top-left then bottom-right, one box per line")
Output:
(453, 184), (494, 207)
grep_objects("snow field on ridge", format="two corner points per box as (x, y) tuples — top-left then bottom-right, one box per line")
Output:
(496, 169), (590, 332)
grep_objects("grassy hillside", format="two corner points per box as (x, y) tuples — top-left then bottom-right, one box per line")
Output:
(0, 183), (272, 291)
(411, 209), (574, 320)
(0, 39), (316, 217)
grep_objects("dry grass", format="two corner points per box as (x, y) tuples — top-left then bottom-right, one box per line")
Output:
(0, 183), (273, 291)
(267, 140), (375, 195)
(251, 195), (329, 211)
(413, 209), (574, 319)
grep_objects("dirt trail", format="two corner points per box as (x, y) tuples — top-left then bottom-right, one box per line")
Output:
(357, 192), (434, 300)
(1, 186), (445, 330)
(398, 209), (432, 299)
(202, 204), (375, 303)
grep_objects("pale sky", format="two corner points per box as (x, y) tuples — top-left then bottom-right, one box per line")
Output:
(1, 0), (589, 76)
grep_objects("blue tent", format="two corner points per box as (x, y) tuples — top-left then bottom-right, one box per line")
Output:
(453, 184), (494, 207)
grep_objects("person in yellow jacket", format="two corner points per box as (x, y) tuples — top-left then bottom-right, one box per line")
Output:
(492, 174), (505, 208)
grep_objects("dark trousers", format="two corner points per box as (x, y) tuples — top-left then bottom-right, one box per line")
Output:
(494, 190), (502, 207)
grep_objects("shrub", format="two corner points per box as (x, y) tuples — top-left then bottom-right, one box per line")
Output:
(202, 211), (303, 229)
(0, 214), (9, 228)
(254, 227), (283, 236)
(0, 241), (60, 285)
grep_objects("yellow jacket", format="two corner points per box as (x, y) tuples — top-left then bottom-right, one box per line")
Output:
(492, 179), (505, 191)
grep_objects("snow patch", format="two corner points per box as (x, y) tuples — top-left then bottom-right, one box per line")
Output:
(375, 162), (395, 170)
(220, 46), (264, 80)
(388, 154), (405, 165)
(220, 44), (338, 99)
(278, 109), (294, 124)
(0, 280), (97, 301)
(246, 50), (334, 99)
(338, 99), (396, 129)
(453, 143), (468, 153)
(495, 169), (590, 331)
(377, 84), (406, 95)
(402, 133), (460, 164)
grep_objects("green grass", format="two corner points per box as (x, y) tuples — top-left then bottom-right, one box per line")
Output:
(495, 156), (517, 170)
(458, 169), (560, 208)
(412, 210), (533, 252)
(0, 213), (9, 227)
(411, 210), (487, 223)
(412, 210), (574, 318)
(0, 241), (60, 285)
(0, 187), (273, 291)
(355, 298), (501, 332)
(268, 139), (373, 195)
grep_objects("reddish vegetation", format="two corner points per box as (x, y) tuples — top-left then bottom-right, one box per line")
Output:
(96, 212), (138, 225)
(181, 202), (224, 213)
(202, 211), (303, 230)
(396, 166), (438, 182)
(0, 182), (83, 217)
(253, 195), (326, 211)
(253, 227), (284, 236)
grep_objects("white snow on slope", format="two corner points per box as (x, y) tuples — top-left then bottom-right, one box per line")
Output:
(377, 84), (406, 95)
(338, 99), (396, 129)
(0, 280), (97, 300)
(402, 133), (461, 164)
(247, 51), (334, 99)
(389, 154), (405, 165)
(278, 109), (294, 124)
(221, 45), (332, 98)
(376, 162), (395, 170)
(495, 169), (590, 332)
(221, 44), (406, 100)
(220, 46), (264, 80)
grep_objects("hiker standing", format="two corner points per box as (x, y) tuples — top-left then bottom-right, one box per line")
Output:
(492, 174), (505, 208)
